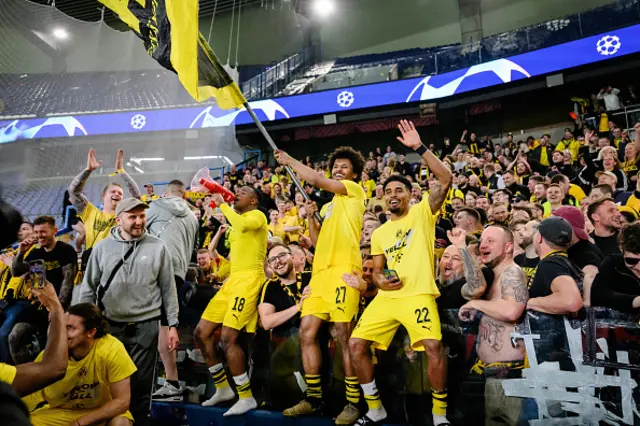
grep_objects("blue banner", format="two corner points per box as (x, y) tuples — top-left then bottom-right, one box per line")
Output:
(0, 25), (636, 143)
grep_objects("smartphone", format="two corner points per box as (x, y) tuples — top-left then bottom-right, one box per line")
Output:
(383, 269), (399, 281)
(29, 259), (46, 289)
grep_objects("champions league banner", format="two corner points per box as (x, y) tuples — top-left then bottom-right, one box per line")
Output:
(1, 24), (639, 143)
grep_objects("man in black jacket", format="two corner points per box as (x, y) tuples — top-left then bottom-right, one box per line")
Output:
(591, 222), (640, 312)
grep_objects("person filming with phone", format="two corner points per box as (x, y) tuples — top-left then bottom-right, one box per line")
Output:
(11, 215), (77, 310)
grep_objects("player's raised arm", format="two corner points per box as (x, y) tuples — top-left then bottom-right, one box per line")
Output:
(396, 120), (452, 213)
(275, 150), (348, 195)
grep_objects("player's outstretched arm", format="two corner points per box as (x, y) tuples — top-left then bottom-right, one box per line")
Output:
(396, 120), (452, 213)
(275, 150), (348, 196)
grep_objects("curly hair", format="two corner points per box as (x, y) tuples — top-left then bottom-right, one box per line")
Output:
(328, 146), (365, 182)
(619, 222), (640, 254)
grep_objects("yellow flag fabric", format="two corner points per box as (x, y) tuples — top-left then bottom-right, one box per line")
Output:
(99, 0), (246, 110)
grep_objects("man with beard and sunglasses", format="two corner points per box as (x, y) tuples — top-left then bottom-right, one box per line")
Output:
(349, 119), (453, 426)
(457, 225), (529, 426)
(591, 222), (640, 312)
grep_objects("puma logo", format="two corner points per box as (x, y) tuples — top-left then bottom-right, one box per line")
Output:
(421, 325), (431, 331)
(232, 314), (239, 321)
(336, 307), (345, 313)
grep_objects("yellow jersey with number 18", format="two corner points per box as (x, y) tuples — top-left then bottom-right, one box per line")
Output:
(313, 180), (366, 273)
(371, 197), (439, 298)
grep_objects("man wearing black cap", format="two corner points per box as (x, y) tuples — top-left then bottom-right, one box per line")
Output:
(528, 217), (583, 315)
(77, 197), (179, 426)
(527, 217), (584, 366)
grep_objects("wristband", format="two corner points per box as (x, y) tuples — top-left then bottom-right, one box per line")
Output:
(108, 168), (125, 177)
(415, 144), (428, 156)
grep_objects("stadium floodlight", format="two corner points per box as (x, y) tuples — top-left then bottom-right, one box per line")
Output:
(312, 0), (335, 17)
(184, 156), (219, 160)
(52, 28), (69, 40)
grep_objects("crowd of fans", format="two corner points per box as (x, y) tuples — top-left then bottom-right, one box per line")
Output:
(0, 113), (640, 426)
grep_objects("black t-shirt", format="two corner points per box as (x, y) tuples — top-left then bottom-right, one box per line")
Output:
(437, 268), (494, 309)
(514, 253), (539, 288)
(567, 239), (603, 269)
(25, 242), (76, 294)
(260, 271), (311, 337)
(529, 254), (581, 298)
(589, 232), (620, 256)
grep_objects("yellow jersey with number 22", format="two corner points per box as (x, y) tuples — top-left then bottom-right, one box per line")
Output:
(371, 197), (439, 298)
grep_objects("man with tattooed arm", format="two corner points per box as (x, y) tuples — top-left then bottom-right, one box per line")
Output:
(454, 225), (528, 425)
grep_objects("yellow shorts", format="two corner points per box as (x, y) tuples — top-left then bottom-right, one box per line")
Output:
(351, 294), (442, 351)
(301, 265), (360, 323)
(201, 272), (265, 333)
(30, 407), (133, 426)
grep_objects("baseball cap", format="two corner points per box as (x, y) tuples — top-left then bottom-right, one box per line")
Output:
(537, 216), (573, 248)
(144, 183), (154, 188)
(115, 198), (149, 216)
(552, 206), (589, 241)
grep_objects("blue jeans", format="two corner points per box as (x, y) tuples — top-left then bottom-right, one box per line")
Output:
(0, 301), (30, 363)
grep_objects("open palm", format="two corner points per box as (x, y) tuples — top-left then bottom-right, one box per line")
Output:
(87, 148), (102, 171)
(396, 120), (422, 149)
(115, 149), (124, 170)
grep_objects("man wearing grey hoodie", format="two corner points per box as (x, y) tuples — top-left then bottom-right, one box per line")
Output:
(146, 180), (198, 402)
(76, 198), (179, 426)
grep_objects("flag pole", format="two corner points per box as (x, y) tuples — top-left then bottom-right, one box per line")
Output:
(242, 102), (323, 225)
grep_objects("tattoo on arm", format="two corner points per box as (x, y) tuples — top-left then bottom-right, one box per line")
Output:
(69, 169), (92, 213)
(479, 317), (505, 352)
(59, 263), (77, 310)
(428, 182), (450, 214)
(119, 171), (142, 199)
(500, 265), (529, 304)
(460, 247), (486, 299)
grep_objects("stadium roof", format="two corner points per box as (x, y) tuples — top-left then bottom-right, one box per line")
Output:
(28, 0), (264, 22)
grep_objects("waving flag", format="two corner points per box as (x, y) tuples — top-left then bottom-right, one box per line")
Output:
(99, 0), (246, 110)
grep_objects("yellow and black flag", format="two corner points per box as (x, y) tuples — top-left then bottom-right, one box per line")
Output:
(99, 0), (246, 110)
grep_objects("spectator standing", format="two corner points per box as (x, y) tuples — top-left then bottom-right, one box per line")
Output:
(457, 226), (528, 426)
(367, 184), (387, 212)
(146, 180), (198, 402)
(591, 222), (640, 312)
(11, 215), (77, 309)
(77, 198), (179, 426)
(597, 86), (622, 111)
(69, 149), (141, 298)
(141, 184), (159, 203)
(587, 197), (622, 256)
(527, 217), (583, 363)
(552, 207), (603, 306)
(513, 220), (540, 287)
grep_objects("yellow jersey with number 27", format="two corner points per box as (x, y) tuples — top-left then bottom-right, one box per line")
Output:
(313, 180), (366, 273)
(371, 197), (439, 298)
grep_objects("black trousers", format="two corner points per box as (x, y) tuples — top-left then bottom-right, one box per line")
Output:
(109, 318), (159, 426)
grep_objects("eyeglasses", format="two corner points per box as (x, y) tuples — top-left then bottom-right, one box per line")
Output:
(267, 252), (290, 265)
(623, 256), (640, 267)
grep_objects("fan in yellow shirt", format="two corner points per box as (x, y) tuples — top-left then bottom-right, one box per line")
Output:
(361, 172), (376, 198)
(68, 149), (141, 287)
(195, 186), (268, 416)
(350, 120), (453, 426)
(23, 303), (136, 426)
(275, 146), (366, 424)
